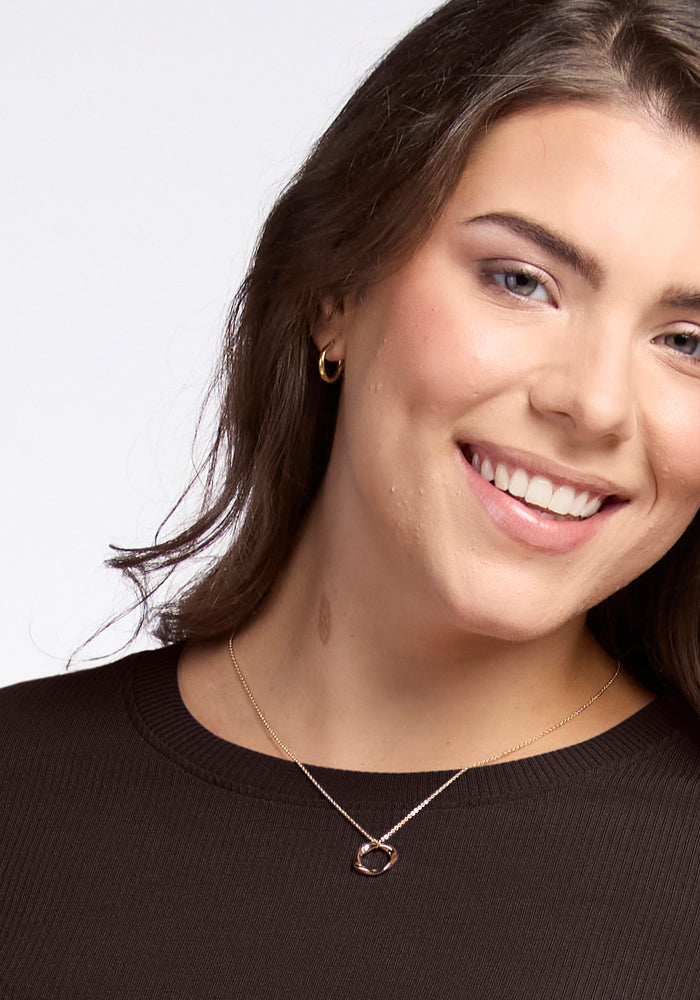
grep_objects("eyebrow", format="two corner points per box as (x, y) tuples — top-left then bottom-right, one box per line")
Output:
(658, 286), (700, 311)
(464, 212), (605, 289)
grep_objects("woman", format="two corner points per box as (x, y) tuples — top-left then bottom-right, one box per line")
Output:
(3, 0), (700, 995)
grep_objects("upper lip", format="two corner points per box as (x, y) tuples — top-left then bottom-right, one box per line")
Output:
(462, 440), (631, 500)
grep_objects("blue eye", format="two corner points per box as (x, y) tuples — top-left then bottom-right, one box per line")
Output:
(658, 332), (700, 358)
(492, 270), (550, 302)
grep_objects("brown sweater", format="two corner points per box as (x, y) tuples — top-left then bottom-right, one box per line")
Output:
(2, 643), (700, 998)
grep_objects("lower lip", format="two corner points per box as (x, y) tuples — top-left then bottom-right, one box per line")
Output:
(458, 447), (622, 554)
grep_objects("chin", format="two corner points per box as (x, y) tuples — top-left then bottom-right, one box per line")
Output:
(469, 616), (570, 645)
(441, 590), (578, 645)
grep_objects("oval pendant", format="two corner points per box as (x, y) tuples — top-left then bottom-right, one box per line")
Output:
(353, 841), (398, 875)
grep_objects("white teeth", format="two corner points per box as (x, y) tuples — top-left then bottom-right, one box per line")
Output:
(494, 463), (510, 491)
(549, 485), (576, 515)
(469, 451), (605, 520)
(508, 468), (528, 498)
(569, 491), (589, 517)
(524, 476), (553, 509)
(580, 495), (603, 518)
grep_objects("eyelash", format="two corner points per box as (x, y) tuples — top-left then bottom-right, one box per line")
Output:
(480, 263), (555, 305)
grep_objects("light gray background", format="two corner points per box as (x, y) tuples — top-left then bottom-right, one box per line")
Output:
(2, 1), (433, 686)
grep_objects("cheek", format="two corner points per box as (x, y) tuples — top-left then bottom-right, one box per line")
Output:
(646, 396), (700, 515)
(360, 294), (529, 418)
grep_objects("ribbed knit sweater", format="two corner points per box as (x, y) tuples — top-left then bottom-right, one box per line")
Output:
(2, 644), (700, 998)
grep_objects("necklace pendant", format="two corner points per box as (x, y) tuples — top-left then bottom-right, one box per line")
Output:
(353, 841), (398, 875)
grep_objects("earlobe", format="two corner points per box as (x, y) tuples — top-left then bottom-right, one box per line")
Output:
(310, 296), (348, 357)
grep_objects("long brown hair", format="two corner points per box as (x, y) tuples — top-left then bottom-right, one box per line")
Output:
(110, 0), (700, 707)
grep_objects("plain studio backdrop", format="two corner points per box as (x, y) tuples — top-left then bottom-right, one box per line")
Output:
(2, 1), (431, 688)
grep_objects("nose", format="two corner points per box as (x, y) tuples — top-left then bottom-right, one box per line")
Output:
(528, 324), (637, 444)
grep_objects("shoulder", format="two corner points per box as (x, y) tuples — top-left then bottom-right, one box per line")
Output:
(0, 645), (179, 761)
(624, 688), (700, 790)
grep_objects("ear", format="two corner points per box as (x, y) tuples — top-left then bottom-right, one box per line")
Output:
(310, 296), (348, 362)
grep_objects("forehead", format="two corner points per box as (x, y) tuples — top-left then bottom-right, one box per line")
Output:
(445, 103), (700, 289)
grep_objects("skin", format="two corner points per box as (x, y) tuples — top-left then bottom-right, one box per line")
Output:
(179, 103), (700, 772)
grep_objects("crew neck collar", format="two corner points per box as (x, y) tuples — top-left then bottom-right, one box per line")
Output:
(126, 643), (695, 810)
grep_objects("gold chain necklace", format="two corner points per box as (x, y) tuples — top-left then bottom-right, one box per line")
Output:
(228, 636), (620, 876)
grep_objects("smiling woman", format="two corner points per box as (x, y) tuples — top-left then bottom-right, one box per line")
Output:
(314, 104), (700, 638)
(3, 0), (700, 997)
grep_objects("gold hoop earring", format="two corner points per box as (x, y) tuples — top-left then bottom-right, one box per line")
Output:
(318, 341), (344, 384)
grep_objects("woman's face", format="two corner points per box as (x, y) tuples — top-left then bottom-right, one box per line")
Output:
(316, 103), (700, 641)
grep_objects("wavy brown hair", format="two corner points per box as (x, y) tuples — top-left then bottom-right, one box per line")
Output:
(110, 0), (700, 708)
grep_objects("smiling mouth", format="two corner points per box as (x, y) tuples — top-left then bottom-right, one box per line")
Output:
(463, 446), (614, 521)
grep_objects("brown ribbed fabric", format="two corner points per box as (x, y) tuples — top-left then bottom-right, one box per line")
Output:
(2, 644), (700, 998)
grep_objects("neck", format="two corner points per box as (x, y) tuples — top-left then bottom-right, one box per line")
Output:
(225, 504), (639, 772)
